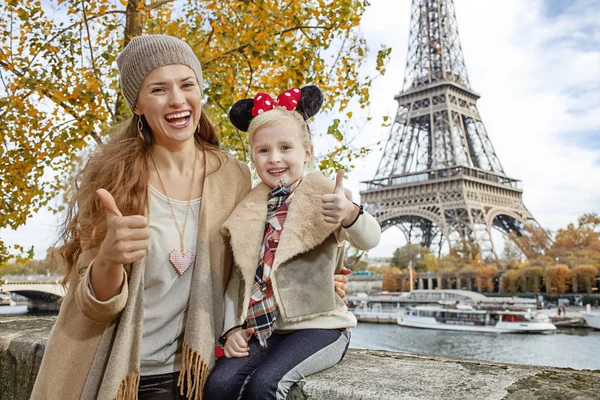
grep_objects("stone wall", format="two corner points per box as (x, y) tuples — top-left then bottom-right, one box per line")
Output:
(0, 316), (55, 400)
(1, 315), (599, 399)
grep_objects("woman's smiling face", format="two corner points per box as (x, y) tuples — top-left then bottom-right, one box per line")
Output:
(134, 64), (202, 147)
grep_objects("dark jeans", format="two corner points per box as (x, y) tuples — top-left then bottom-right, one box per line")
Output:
(138, 371), (187, 400)
(204, 329), (350, 400)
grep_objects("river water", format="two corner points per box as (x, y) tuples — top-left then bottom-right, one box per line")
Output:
(1, 305), (30, 314)
(3, 305), (599, 370)
(350, 322), (600, 370)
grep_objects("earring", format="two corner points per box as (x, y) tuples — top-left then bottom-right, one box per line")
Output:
(137, 116), (144, 140)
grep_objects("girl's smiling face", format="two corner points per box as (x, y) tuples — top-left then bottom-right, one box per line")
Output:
(251, 122), (313, 188)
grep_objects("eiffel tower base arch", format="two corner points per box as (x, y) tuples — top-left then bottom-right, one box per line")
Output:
(362, 167), (538, 260)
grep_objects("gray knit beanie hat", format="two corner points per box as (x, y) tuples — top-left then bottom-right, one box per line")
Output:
(116, 35), (203, 111)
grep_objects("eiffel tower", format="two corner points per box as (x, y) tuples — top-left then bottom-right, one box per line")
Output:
(360, 0), (539, 260)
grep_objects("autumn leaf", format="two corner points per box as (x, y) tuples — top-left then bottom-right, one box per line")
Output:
(327, 119), (343, 141)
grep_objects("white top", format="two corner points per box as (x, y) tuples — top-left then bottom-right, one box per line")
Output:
(139, 185), (201, 376)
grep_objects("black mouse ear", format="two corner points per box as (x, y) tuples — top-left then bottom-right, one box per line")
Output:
(229, 99), (255, 132)
(296, 85), (323, 120)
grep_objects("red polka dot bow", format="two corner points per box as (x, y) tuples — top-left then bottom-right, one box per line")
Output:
(251, 88), (301, 117)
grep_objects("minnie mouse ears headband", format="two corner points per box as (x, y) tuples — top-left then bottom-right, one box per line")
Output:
(229, 85), (323, 132)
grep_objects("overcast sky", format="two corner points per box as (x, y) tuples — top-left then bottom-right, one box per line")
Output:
(2, 0), (599, 260)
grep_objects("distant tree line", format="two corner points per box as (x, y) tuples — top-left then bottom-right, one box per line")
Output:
(347, 213), (600, 295)
(0, 259), (52, 277)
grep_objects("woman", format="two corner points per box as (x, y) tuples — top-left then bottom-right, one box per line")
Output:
(32, 35), (250, 400)
(32, 35), (349, 400)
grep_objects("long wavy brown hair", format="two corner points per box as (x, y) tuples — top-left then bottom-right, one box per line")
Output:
(58, 111), (220, 284)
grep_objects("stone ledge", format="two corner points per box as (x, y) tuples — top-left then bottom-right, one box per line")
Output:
(289, 350), (600, 399)
(1, 315), (599, 400)
(0, 316), (56, 400)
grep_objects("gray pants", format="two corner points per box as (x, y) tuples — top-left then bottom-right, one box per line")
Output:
(204, 329), (351, 400)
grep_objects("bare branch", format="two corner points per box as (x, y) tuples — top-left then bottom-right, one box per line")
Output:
(147, 0), (175, 10)
(291, 17), (315, 42)
(40, 119), (77, 143)
(279, 25), (330, 35)
(201, 25), (214, 59)
(326, 36), (348, 81)
(202, 25), (331, 68)
(81, 0), (116, 120)
(240, 50), (254, 98)
(213, 99), (248, 162)
(283, 0), (294, 12)
(0, 68), (7, 89)
(10, 13), (13, 65)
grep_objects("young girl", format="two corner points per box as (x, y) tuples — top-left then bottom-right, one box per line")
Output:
(204, 86), (381, 399)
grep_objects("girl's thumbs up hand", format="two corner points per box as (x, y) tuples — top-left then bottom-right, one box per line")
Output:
(321, 170), (359, 226)
(95, 189), (150, 267)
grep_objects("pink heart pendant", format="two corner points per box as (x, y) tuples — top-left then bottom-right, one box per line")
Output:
(169, 249), (195, 276)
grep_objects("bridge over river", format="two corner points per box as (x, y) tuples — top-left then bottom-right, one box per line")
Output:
(1, 274), (65, 311)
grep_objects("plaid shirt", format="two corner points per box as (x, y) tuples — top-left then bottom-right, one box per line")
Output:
(246, 179), (301, 347)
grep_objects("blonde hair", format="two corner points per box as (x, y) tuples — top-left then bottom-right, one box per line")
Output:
(247, 108), (312, 152)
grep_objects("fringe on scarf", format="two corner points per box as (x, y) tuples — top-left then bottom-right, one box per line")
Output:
(115, 368), (140, 400)
(178, 344), (210, 400)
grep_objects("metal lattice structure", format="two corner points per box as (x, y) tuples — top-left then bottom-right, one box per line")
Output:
(361, 0), (539, 260)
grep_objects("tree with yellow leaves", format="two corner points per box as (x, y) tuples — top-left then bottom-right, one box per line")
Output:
(0, 0), (391, 263)
(545, 264), (571, 295)
(501, 269), (521, 293)
(521, 266), (544, 293)
(476, 264), (498, 293)
(553, 214), (600, 250)
(571, 265), (598, 294)
(382, 272), (400, 292)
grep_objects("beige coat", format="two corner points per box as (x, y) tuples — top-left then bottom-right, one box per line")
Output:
(222, 171), (381, 329)
(32, 151), (251, 400)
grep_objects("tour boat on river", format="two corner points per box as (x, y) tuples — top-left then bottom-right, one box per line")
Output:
(0, 293), (15, 307)
(398, 304), (556, 333)
(582, 304), (600, 330)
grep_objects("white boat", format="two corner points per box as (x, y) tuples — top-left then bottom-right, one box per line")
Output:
(348, 289), (538, 315)
(398, 304), (556, 333)
(582, 304), (600, 330)
(0, 293), (16, 307)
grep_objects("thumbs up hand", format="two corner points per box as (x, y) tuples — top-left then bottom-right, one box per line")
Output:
(96, 189), (150, 267)
(321, 170), (359, 226)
